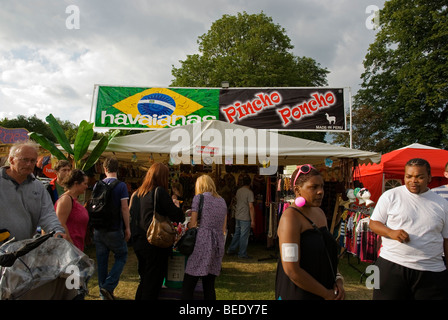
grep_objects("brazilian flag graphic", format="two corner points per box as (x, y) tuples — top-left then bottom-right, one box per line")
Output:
(94, 86), (220, 129)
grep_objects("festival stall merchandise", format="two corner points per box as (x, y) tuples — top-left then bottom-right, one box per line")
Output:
(338, 204), (380, 263)
(335, 187), (381, 283)
(80, 120), (381, 294)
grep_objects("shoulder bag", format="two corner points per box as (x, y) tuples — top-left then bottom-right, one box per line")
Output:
(176, 194), (204, 256)
(146, 187), (177, 248)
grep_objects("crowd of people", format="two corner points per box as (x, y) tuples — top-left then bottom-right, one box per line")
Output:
(2, 140), (448, 300)
(0, 140), (251, 300)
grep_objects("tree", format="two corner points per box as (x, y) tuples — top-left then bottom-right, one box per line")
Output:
(0, 115), (56, 142)
(171, 12), (328, 88)
(340, 0), (448, 152)
(171, 12), (329, 142)
(0, 115), (105, 143)
(332, 103), (394, 151)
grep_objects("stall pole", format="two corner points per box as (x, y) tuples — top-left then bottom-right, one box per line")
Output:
(348, 87), (353, 149)
(330, 193), (342, 234)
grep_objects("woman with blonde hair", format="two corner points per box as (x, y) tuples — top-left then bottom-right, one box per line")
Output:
(129, 162), (185, 300)
(181, 174), (227, 300)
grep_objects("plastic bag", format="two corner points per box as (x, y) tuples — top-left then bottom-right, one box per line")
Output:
(0, 237), (95, 300)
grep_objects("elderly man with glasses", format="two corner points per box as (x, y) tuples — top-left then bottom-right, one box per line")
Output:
(0, 140), (65, 241)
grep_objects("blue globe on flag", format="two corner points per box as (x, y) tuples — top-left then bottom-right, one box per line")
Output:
(137, 93), (176, 117)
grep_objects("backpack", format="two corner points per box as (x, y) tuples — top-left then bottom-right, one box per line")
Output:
(86, 179), (121, 230)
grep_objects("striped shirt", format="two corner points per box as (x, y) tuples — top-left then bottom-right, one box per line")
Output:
(432, 185), (448, 201)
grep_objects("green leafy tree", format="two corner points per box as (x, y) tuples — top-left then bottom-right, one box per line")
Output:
(0, 115), (105, 143)
(171, 12), (329, 142)
(336, 0), (448, 152)
(171, 12), (329, 88)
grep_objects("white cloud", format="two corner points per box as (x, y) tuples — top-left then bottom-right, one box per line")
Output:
(0, 0), (385, 126)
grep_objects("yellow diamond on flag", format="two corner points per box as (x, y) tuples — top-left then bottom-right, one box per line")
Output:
(112, 88), (204, 128)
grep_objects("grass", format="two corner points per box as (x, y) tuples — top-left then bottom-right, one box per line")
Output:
(216, 246), (277, 300)
(84, 240), (373, 300)
(337, 253), (373, 300)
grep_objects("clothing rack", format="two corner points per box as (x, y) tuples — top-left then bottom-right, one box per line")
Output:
(348, 204), (374, 216)
(331, 195), (369, 282)
(337, 203), (380, 282)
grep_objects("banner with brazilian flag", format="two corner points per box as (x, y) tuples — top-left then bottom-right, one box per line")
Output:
(92, 85), (346, 131)
(92, 86), (220, 130)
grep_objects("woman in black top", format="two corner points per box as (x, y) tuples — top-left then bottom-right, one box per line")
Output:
(275, 165), (345, 300)
(129, 163), (185, 300)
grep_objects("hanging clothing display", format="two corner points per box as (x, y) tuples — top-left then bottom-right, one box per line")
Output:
(337, 206), (380, 263)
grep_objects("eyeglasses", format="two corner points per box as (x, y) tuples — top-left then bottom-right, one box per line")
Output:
(292, 164), (315, 188)
(16, 157), (38, 165)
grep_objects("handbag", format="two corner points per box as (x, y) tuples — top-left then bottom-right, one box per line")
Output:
(176, 194), (204, 256)
(146, 187), (177, 248)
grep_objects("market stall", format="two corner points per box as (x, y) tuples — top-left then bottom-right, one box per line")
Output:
(357, 143), (448, 203)
(88, 120), (380, 167)
(87, 120), (380, 211)
(84, 120), (382, 295)
(86, 120), (380, 236)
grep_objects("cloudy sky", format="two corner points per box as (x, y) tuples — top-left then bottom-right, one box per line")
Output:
(0, 0), (385, 127)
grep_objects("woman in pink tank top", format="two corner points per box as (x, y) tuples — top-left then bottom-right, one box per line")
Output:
(55, 169), (90, 251)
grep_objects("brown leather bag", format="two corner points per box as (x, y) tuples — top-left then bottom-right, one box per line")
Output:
(146, 187), (177, 248)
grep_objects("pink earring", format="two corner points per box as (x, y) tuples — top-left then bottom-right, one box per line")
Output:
(295, 197), (306, 207)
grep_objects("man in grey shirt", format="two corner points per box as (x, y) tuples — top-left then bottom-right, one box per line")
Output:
(0, 141), (65, 241)
(227, 176), (255, 259)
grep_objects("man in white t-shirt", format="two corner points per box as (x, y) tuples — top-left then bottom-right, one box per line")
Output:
(432, 162), (448, 201)
(370, 158), (448, 300)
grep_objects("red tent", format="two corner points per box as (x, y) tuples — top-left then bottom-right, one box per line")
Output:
(356, 143), (448, 203)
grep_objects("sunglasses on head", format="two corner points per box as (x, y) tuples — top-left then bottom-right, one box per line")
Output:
(292, 164), (316, 188)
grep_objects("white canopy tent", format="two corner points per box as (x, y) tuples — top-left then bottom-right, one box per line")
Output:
(89, 120), (380, 170)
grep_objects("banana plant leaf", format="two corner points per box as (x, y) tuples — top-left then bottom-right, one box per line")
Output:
(73, 120), (94, 167)
(82, 129), (120, 171)
(28, 132), (68, 160)
(45, 114), (74, 155)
